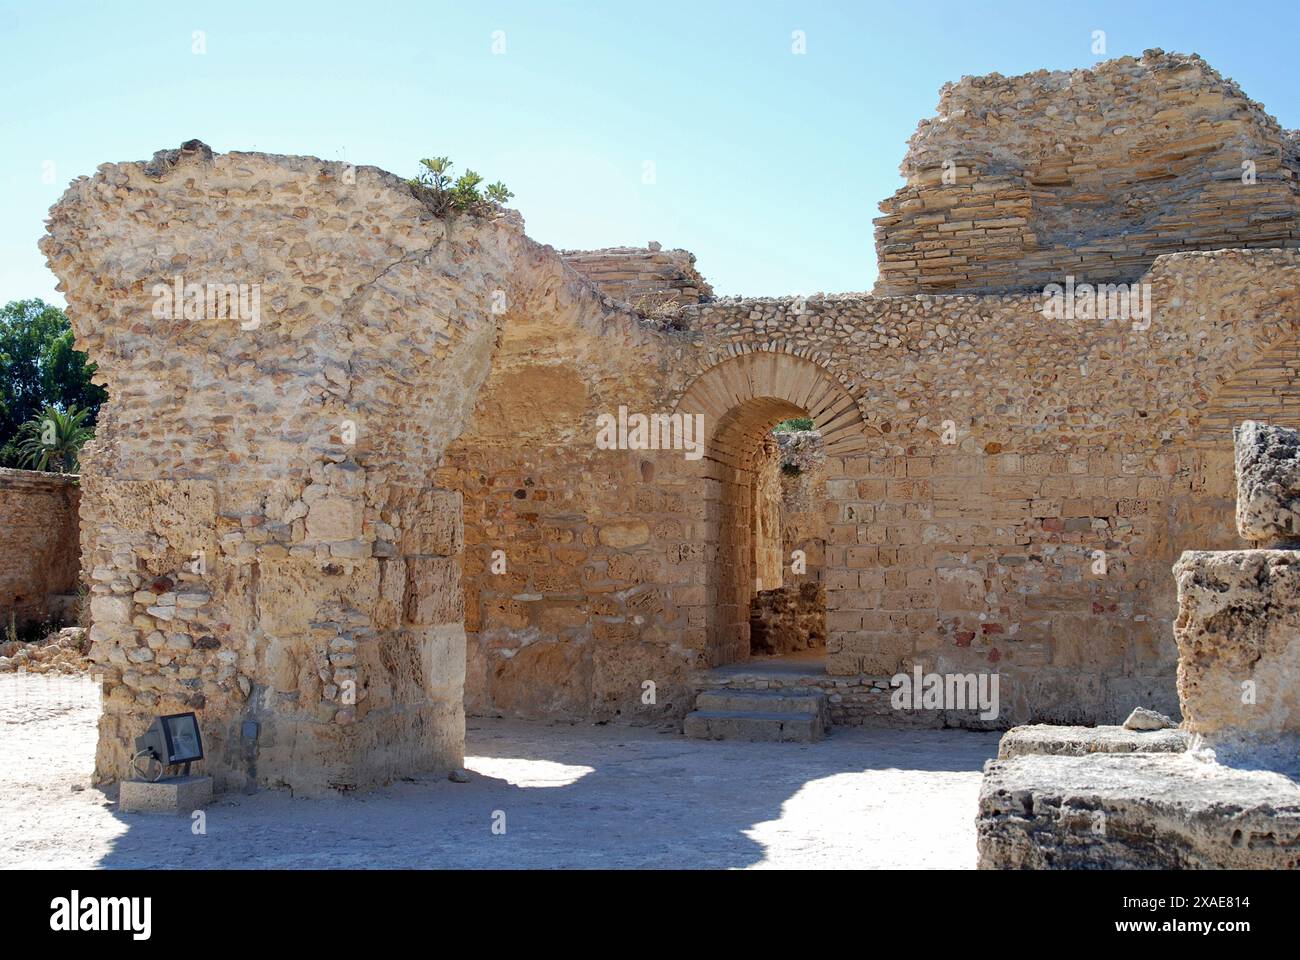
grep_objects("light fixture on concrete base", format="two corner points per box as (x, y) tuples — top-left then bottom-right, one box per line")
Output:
(132, 711), (204, 781)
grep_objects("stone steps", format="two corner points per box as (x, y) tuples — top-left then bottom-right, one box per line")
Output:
(695, 688), (825, 715)
(684, 688), (829, 742)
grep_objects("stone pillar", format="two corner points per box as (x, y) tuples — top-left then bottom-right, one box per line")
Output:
(1172, 421), (1300, 771)
(1234, 420), (1300, 546)
(41, 144), (514, 794)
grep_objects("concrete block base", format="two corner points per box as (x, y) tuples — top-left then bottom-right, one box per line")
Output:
(119, 775), (213, 815)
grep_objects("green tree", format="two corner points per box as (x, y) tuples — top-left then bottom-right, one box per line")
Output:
(15, 404), (93, 473)
(0, 299), (106, 467)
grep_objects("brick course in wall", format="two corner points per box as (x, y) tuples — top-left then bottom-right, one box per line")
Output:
(874, 50), (1300, 295)
(560, 244), (713, 312)
(447, 248), (1300, 729)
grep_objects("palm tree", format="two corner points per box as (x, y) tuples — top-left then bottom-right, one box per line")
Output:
(15, 404), (93, 473)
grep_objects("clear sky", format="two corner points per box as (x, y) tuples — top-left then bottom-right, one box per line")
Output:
(2, 1), (1297, 304)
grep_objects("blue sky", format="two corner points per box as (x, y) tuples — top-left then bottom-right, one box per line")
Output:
(2, 1), (1297, 303)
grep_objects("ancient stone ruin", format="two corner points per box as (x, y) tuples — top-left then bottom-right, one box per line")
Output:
(874, 53), (1300, 294)
(36, 50), (1300, 799)
(978, 420), (1300, 868)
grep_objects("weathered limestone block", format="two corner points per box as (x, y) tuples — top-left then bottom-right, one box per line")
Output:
(119, 775), (214, 815)
(1172, 548), (1300, 769)
(559, 244), (713, 313)
(402, 557), (462, 626)
(1234, 420), (1300, 545)
(256, 558), (380, 636)
(489, 638), (594, 718)
(997, 724), (1188, 758)
(591, 640), (695, 721)
(977, 753), (1300, 869)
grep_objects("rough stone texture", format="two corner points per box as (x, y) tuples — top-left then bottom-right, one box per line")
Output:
(750, 583), (825, 655)
(560, 244), (712, 314)
(1123, 706), (1175, 730)
(875, 50), (1300, 295)
(977, 753), (1300, 868)
(0, 627), (91, 675)
(40, 148), (523, 794)
(445, 242), (1300, 729)
(0, 468), (80, 628)
(997, 723), (1188, 758)
(39, 52), (1300, 801)
(1233, 420), (1300, 544)
(980, 419), (1300, 868)
(1173, 548), (1300, 769)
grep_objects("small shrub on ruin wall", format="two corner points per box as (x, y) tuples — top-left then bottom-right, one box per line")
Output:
(408, 156), (514, 218)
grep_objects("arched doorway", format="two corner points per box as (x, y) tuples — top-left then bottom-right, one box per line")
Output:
(674, 350), (873, 668)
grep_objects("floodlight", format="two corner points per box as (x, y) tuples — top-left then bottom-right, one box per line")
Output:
(132, 711), (204, 780)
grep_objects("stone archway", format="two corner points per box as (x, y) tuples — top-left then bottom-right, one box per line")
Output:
(674, 350), (873, 667)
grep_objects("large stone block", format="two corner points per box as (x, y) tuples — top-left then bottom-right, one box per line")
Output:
(256, 558), (380, 636)
(977, 753), (1300, 869)
(997, 724), (1188, 758)
(399, 489), (464, 556)
(1234, 420), (1300, 545)
(1172, 548), (1300, 769)
(402, 557), (462, 625)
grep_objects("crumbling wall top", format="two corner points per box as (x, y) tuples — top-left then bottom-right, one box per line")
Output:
(560, 243), (713, 314)
(874, 50), (1300, 295)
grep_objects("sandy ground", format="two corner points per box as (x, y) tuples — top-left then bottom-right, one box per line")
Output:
(0, 673), (998, 869)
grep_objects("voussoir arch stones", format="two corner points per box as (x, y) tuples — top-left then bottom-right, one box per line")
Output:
(673, 350), (874, 467)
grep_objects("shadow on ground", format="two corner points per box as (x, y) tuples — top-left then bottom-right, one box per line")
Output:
(87, 720), (997, 869)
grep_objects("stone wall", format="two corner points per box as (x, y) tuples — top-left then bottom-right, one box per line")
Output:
(560, 243), (712, 313)
(748, 432), (827, 657)
(42, 53), (1300, 789)
(977, 419), (1300, 869)
(41, 145), (539, 793)
(749, 583), (825, 656)
(0, 468), (81, 628)
(450, 247), (1300, 728)
(1174, 421), (1300, 771)
(874, 50), (1300, 295)
(752, 435), (784, 591)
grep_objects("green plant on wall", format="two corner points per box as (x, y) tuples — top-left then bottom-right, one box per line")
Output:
(774, 417), (814, 432)
(408, 156), (514, 218)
